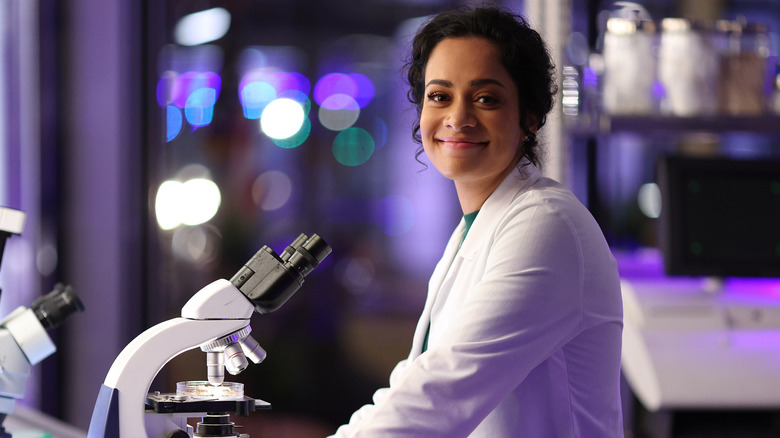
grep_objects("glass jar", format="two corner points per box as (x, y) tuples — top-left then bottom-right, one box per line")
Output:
(658, 18), (719, 116)
(602, 17), (657, 115)
(717, 20), (771, 115)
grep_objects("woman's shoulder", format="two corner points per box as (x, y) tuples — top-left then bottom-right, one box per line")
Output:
(510, 176), (585, 213)
(497, 176), (602, 238)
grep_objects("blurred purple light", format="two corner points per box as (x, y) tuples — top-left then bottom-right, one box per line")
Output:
(239, 70), (310, 120)
(314, 73), (357, 106)
(156, 71), (177, 107)
(171, 71), (222, 108)
(375, 195), (415, 236)
(349, 73), (376, 108)
(320, 93), (359, 111)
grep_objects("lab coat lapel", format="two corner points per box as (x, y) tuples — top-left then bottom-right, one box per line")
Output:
(409, 219), (466, 358)
(409, 162), (541, 359)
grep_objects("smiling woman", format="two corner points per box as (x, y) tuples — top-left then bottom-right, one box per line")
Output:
(420, 37), (523, 214)
(330, 7), (625, 438)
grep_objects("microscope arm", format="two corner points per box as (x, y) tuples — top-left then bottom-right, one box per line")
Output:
(89, 279), (254, 438)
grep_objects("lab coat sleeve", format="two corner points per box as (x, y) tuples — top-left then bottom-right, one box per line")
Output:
(334, 359), (410, 429)
(330, 198), (588, 437)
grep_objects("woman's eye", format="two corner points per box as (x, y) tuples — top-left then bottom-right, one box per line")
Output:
(426, 92), (448, 102)
(477, 95), (499, 104)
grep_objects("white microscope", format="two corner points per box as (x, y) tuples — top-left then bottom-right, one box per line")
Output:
(88, 233), (331, 438)
(0, 206), (84, 437)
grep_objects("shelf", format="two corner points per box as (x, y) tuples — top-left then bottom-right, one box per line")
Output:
(567, 114), (780, 136)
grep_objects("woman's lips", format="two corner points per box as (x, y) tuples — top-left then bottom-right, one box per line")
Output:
(437, 137), (488, 149)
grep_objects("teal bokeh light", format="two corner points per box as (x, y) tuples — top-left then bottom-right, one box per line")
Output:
(272, 117), (312, 149)
(240, 82), (277, 119)
(184, 88), (217, 127)
(332, 127), (375, 166)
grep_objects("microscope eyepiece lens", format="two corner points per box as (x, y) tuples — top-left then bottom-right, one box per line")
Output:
(32, 284), (84, 330)
(286, 234), (332, 277)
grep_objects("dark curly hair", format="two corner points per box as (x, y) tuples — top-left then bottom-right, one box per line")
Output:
(405, 6), (557, 168)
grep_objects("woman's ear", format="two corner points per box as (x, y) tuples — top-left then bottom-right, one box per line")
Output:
(525, 114), (540, 134)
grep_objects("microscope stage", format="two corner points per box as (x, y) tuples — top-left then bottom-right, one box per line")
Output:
(146, 393), (271, 416)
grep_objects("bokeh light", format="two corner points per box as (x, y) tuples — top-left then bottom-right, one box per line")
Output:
(155, 177), (222, 230)
(156, 181), (185, 230)
(319, 94), (360, 131)
(171, 225), (219, 266)
(184, 88), (217, 127)
(376, 195), (415, 236)
(156, 71), (177, 107)
(335, 256), (376, 294)
(171, 71), (221, 108)
(166, 105), (183, 142)
(174, 7), (231, 46)
(240, 81), (277, 119)
(349, 73), (376, 108)
(252, 170), (293, 211)
(279, 89), (311, 113)
(261, 98), (306, 140)
(272, 118), (311, 149)
(181, 178), (221, 225)
(314, 73), (357, 106)
(638, 182), (662, 219)
(333, 127), (374, 166)
(239, 70), (310, 120)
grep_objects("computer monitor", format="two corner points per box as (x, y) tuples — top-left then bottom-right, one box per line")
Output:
(658, 155), (780, 278)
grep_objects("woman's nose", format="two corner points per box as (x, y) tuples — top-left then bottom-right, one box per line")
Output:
(445, 100), (476, 130)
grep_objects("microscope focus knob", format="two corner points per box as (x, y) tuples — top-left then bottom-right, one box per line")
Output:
(166, 430), (190, 438)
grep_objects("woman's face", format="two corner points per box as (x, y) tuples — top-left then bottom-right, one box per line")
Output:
(420, 36), (524, 194)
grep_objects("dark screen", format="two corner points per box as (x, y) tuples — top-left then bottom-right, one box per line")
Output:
(660, 156), (780, 277)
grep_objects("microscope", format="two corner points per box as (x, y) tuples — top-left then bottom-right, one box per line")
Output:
(0, 206), (85, 437)
(88, 233), (331, 438)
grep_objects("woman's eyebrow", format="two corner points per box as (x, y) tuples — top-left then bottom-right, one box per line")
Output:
(425, 79), (452, 88)
(424, 78), (506, 89)
(470, 78), (506, 88)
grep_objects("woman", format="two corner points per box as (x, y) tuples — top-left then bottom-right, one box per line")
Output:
(330, 7), (623, 437)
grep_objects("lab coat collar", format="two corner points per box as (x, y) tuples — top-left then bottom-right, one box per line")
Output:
(458, 159), (542, 259)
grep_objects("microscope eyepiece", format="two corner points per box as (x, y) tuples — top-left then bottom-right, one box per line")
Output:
(286, 234), (331, 277)
(32, 283), (85, 330)
(230, 233), (331, 314)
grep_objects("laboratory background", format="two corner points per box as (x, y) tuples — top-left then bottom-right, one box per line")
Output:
(1, 0), (779, 436)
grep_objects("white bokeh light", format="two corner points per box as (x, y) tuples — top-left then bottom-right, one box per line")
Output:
(156, 181), (185, 230)
(318, 94), (360, 131)
(252, 170), (293, 211)
(260, 98), (305, 139)
(174, 8), (231, 46)
(638, 183), (662, 219)
(180, 178), (221, 226)
(155, 178), (222, 230)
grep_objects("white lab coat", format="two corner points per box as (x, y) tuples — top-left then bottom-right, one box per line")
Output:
(331, 162), (624, 437)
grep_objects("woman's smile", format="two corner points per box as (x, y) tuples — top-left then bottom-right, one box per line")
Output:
(437, 137), (488, 150)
